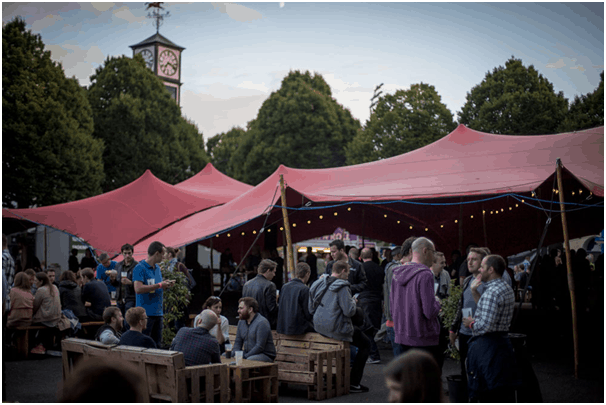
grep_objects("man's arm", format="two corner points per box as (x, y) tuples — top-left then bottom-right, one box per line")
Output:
(243, 322), (271, 358)
(265, 283), (278, 317)
(232, 323), (243, 352)
(349, 262), (367, 294)
(134, 280), (174, 294)
(468, 290), (497, 336)
(470, 275), (482, 303)
(420, 273), (440, 320)
(301, 288), (313, 322)
(99, 330), (120, 345)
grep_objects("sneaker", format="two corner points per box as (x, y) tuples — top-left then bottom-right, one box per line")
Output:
(366, 357), (381, 364)
(30, 344), (46, 355)
(349, 384), (370, 393)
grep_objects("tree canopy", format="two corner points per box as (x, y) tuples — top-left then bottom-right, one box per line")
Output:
(87, 55), (207, 191)
(224, 70), (361, 185)
(3, 17), (104, 208)
(558, 71), (604, 132)
(346, 83), (456, 165)
(458, 57), (568, 135)
(206, 126), (247, 178)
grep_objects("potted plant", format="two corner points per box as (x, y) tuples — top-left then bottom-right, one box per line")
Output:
(160, 261), (191, 347)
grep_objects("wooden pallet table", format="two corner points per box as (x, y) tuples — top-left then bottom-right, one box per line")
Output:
(221, 357), (279, 402)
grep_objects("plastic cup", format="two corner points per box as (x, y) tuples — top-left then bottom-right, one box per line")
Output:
(111, 291), (116, 299)
(121, 272), (127, 278)
(235, 351), (243, 365)
(225, 344), (232, 358)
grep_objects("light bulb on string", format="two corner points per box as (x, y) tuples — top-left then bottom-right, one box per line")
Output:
(333, 212), (338, 216)
(241, 232), (245, 236)
(347, 207), (351, 211)
(440, 224), (444, 228)
(384, 214), (387, 218)
(397, 220), (401, 224)
(455, 220), (458, 223)
(280, 227), (284, 231)
(425, 228), (428, 232)
(307, 220), (311, 224)
(292, 223), (296, 227)
(409, 225), (413, 230)
(227, 233), (231, 237)
(253, 230), (257, 234)
(216, 234), (219, 238)
(319, 215), (323, 219)
(470, 215), (474, 219)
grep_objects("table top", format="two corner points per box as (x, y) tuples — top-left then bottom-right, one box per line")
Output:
(221, 356), (276, 369)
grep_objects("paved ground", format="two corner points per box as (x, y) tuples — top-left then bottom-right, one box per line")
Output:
(3, 301), (604, 402)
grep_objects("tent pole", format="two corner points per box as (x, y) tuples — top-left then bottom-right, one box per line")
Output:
(482, 204), (488, 247)
(44, 227), (47, 269)
(556, 158), (580, 379)
(458, 198), (464, 252)
(210, 238), (214, 271)
(279, 175), (296, 280)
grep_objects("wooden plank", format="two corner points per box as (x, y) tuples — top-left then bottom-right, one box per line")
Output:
(278, 370), (315, 384)
(220, 365), (230, 403)
(191, 367), (200, 403)
(310, 342), (343, 350)
(335, 349), (343, 397)
(205, 367), (214, 403)
(276, 361), (309, 372)
(317, 351), (326, 401)
(326, 350), (334, 398)
(279, 340), (310, 349)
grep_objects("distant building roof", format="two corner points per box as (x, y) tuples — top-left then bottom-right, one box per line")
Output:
(130, 32), (185, 51)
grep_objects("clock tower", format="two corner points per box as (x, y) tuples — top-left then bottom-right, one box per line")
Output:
(130, 33), (185, 105)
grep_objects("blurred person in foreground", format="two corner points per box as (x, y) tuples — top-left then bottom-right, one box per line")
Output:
(384, 349), (444, 403)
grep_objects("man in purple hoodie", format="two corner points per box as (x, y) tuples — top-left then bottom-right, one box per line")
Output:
(390, 237), (441, 363)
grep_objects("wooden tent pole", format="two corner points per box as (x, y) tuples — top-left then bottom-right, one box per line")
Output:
(556, 158), (579, 379)
(279, 175), (296, 280)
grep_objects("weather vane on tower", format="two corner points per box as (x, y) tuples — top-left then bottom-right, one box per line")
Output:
(146, 2), (170, 34)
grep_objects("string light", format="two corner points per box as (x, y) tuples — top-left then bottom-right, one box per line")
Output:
(267, 229), (271, 232)
(241, 232), (245, 236)
(509, 207), (512, 211)
(425, 227), (428, 231)
(280, 227), (284, 231)
(347, 207), (351, 211)
(515, 204), (519, 208)
(470, 215), (474, 219)
(397, 220), (401, 224)
(579, 189), (583, 194)
(501, 208), (504, 212)
(319, 215), (323, 219)
(227, 233), (231, 237)
(253, 230), (257, 234)
(454, 219), (458, 223)
(292, 223), (297, 227)
(521, 199), (525, 203)
(384, 214), (387, 218)
(490, 211), (494, 214)
(483, 210), (486, 214)
(307, 220), (311, 224)
(216, 234), (219, 238)
(572, 191), (575, 196)
(334, 212), (338, 216)
(440, 224), (444, 228)
(409, 225), (413, 230)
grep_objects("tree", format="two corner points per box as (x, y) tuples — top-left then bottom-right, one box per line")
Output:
(558, 71), (604, 132)
(87, 55), (208, 191)
(346, 83), (456, 165)
(229, 70), (361, 185)
(3, 18), (104, 208)
(206, 126), (247, 177)
(458, 57), (568, 135)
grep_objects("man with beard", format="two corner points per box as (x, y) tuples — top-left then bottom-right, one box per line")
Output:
(233, 297), (276, 362)
(462, 255), (516, 402)
(115, 244), (138, 326)
(95, 306), (123, 345)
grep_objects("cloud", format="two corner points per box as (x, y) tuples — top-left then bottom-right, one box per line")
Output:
(280, 2), (285, 8)
(570, 65), (586, 72)
(211, 3), (263, 22)
(207, 68), (230, 77)
(31, 14), (63, 31)
(79, 3), (115, 16)
(113, 6), (145, 24)
(181, 90), (268, 138)
(237, 81), (269, 92)
(46, 44), (105, 86)
(546, 58), (566, 69)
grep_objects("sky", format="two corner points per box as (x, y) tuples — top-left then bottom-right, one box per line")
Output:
(3, 2), (604, 141)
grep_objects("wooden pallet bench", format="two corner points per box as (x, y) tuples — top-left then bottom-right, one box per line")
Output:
(61, 338), (229, 402)
(9, 321), (105, 358)
(228, 325), (350, 400)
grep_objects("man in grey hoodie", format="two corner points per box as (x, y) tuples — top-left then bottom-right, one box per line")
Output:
(309, 256), (371, 393)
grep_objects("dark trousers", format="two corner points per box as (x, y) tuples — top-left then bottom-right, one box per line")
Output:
(361, 299), (382, 360)
(144, 316), (164, 348)
(351, 326), (371, 386)
(118, 300), (136, 331)
(459, 333), (472, 383)
(392, 342), (442, 367)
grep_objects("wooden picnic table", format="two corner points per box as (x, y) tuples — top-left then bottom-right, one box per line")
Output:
(220, 356), (279, 402)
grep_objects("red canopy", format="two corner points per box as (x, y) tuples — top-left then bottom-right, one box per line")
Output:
(131, 125), (603, 261)
(3, 170), (222, 256)
(175, 163), (253, 203)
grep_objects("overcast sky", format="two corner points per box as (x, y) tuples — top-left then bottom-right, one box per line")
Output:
(3, 2), (604, 141)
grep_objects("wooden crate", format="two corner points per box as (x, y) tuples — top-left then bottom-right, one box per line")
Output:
(222, 357), (279, 403)
(275, 333), (350, 400)
(61, 338), (229, 403)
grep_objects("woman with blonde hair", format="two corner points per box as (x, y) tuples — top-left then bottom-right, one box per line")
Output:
(30, 272), (62, 354)
(7, 272), (34, 328)
(384, 349), (444, 403)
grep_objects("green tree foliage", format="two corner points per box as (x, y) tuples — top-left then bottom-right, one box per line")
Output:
(159, 262), (191, 347)
(87, 55), (207, 191)
(3, 17), (104, 208)
(558, 71), (604, 132)
(458, 57), (568, 135)
(346, 83), (456, 165)
(230, 70), (361, 185)
(206, 126), (247, 177)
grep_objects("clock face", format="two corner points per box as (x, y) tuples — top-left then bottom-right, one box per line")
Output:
(138, 49), (154, 70)
(159, 49), (178, 76)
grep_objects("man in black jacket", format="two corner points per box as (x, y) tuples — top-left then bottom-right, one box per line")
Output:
(277, 262), (314, 335)
(242, 259), (279, 329)
(115, 243), (138, 327)
(324, 239), (367, 294)
(81, 268), (111, 321)
(358, 247), (384, 364)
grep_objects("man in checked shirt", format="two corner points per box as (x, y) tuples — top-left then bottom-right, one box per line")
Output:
(462, 254), (518, 402)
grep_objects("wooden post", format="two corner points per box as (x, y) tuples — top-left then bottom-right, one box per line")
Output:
(44, 227), (47, 268)
(279, 175), (296, 280)
(556, 158), (580, 379)
(458, 198), (464, 252)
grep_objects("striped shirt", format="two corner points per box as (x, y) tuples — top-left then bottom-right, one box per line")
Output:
(472, 277), (515, 336)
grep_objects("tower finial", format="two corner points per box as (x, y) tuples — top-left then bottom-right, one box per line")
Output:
(146, 2), (170, 34)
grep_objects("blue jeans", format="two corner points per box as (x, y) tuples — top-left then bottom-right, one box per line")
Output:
(144, 315), (164, 348)
(386, 326), (399, 357)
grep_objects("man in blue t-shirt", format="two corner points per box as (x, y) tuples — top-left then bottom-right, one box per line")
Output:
(132, 241), (175, 347)
(96, 253), (118, 295)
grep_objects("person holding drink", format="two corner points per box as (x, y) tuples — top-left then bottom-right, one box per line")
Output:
(194, 296), (230, 354)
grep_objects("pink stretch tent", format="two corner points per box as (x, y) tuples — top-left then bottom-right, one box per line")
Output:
(175, 163), (252, 202)
(3, 169), (236, 256)
(128, 125), (603, 261)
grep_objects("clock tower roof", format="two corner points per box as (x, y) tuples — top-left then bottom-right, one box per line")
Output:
(130, 32), (185, 51)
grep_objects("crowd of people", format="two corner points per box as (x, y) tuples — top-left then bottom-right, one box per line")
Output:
(3, 231), (604, 402)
